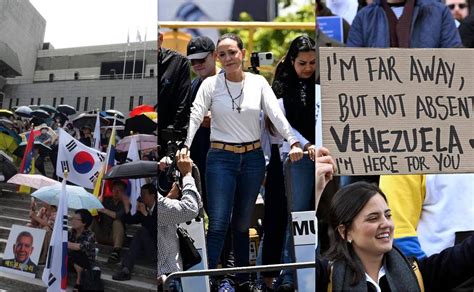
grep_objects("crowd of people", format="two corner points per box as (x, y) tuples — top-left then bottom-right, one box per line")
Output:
(157, 0), (474, 292)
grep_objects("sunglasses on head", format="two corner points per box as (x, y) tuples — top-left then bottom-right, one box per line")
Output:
(448, 3), (468, 9)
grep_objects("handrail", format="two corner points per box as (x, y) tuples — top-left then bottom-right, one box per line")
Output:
(162, 261), (316, 291)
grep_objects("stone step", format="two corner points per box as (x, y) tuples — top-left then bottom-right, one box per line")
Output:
(0, 250), (157, 291)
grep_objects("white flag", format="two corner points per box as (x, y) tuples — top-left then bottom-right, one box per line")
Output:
(126, 135), (145, 215)
(56, 128), (106, 189)
(93, 112), (101, 151)
(42, 177), (68, 291)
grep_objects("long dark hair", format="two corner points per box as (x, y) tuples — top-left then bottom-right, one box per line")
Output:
(269, 34), (316, 141)
(324, 182), (389, 285)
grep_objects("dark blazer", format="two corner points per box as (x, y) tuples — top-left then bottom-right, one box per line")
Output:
(123, 203), (157, 240)
(1, 257), (38, 273)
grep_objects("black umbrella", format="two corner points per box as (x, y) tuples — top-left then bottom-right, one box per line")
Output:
(72, 113), (109, 130)
(53, 112), (69, 125)
(104, 160), (157, 179)
(31, 109), (50, 119)
(29, 117), (46, 127)
(0, 152), (17, 181)
(124, 115), (157, 135)
(13, 141), (52, 157)
(39, 105), (58, 115)
(56, 104), (76, 116)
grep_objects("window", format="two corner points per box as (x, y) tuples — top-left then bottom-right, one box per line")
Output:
(102, 96), (106, 111)
(15, 98), (19, 106)
(60, 97), (64, 104)
(149, 68), (154, 77)
(30, 98), (34, 105)
(76, 97), (81, 111)
(8, 98), (12, 109)
(37, 98), (41, 105)
(49, 73), (54, 82)
(110, 96), (115, 109)
(53, 97), (57, 107)
(84, 97), (89, 111)
(0, 94), (3, 109)
(74, 72), (79, 80)
(138, 95), (143, 105)
(129, 96), (134, 111)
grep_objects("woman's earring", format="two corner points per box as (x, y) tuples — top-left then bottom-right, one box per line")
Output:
(347, 239), (352, 244)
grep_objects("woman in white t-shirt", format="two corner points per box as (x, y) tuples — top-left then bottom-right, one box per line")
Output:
(184, 33), (303, 289)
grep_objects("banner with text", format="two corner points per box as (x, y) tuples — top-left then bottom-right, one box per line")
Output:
(320, 48), (474, 175)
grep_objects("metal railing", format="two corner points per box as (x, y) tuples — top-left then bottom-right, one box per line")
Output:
(163, 262), (316, 291)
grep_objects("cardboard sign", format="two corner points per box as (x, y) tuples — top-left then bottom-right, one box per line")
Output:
(320, 48), (474, 175)
(180, 219), (210, 292)
(292, 211), (315, 292)
(0, 225), (46, 278)
(318, 16), (344, 43)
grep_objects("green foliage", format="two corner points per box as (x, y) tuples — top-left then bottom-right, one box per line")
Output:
(220, 2), (315, 81)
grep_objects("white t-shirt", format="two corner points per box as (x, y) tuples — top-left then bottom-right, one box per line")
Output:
(185, 72), (298, 147)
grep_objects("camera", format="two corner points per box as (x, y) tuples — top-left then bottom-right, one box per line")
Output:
(158, 126), (186, 194)
(249, 52), (274, 74)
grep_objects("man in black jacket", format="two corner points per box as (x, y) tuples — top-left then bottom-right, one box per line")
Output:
(112, 183), (157, 281)
(158, 29), (191, 157)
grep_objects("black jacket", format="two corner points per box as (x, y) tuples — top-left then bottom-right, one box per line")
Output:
(459, 14), (474, 48)
(317, 235), (474, 291)
(158, 48), (191, 155)
(123, 203), (157, 240)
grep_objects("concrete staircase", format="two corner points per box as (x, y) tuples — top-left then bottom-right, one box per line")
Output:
(0, 183), (157, 291)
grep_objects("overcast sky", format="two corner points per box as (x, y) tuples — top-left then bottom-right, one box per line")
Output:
(30, 0), (157, 49)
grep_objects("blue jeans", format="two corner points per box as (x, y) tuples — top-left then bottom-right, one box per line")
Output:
(205, 148), (265, 281)
(281, 155), (315, 283)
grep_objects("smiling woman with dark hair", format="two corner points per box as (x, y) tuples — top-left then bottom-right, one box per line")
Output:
(316, 176), (474, 291)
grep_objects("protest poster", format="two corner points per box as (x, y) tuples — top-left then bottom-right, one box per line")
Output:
(0, 225), (46, 278)
(320, 48), (474, 175)
(292, 211), (315, 292)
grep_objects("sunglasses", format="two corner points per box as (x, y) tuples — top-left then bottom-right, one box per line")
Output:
(448, 3), (468, 9)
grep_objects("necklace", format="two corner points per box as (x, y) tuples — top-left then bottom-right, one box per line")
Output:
(224, 73), (245, 113)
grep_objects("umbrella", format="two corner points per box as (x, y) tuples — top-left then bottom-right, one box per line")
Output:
(0, 132), (19, 155)
(15, 106), (32, 118)
(0, 150), (13, 163)
(130, 105), (154, 117)
(53, 112), (69, 125)
(125, 114), (157, 135)
(105, 110), (125, 119)
(0, 126), (21, 143)
(8, 173), (60, 189)
(104, 116), (124, 126)
(29, 116), (46, 127)
(56, 104), (76, 116)
(28, 105), (40, 111)
(104, 160), (157, 179)
(31, 184), (104, 210)
(13, 141), (52, 157)
(0, 153), (17, 181)
(0, 118), (14, 128)
(72, 113), (109, 129)
(31, 109), (50, 119)
(0, 109), (14, 118)
(116, 134), (157, 152)
(142, 112), (157, 123)
(39, 105), (58, 115)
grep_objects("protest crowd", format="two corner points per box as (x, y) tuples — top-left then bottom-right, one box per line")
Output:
(0, 0), (473, 292)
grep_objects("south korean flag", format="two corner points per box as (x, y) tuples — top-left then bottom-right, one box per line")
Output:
(56, 128), (106, 189)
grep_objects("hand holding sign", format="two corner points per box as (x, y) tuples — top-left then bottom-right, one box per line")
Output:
(316, 147), (337, 210)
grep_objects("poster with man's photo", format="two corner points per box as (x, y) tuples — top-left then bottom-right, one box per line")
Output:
(0, 225), (46, 278)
